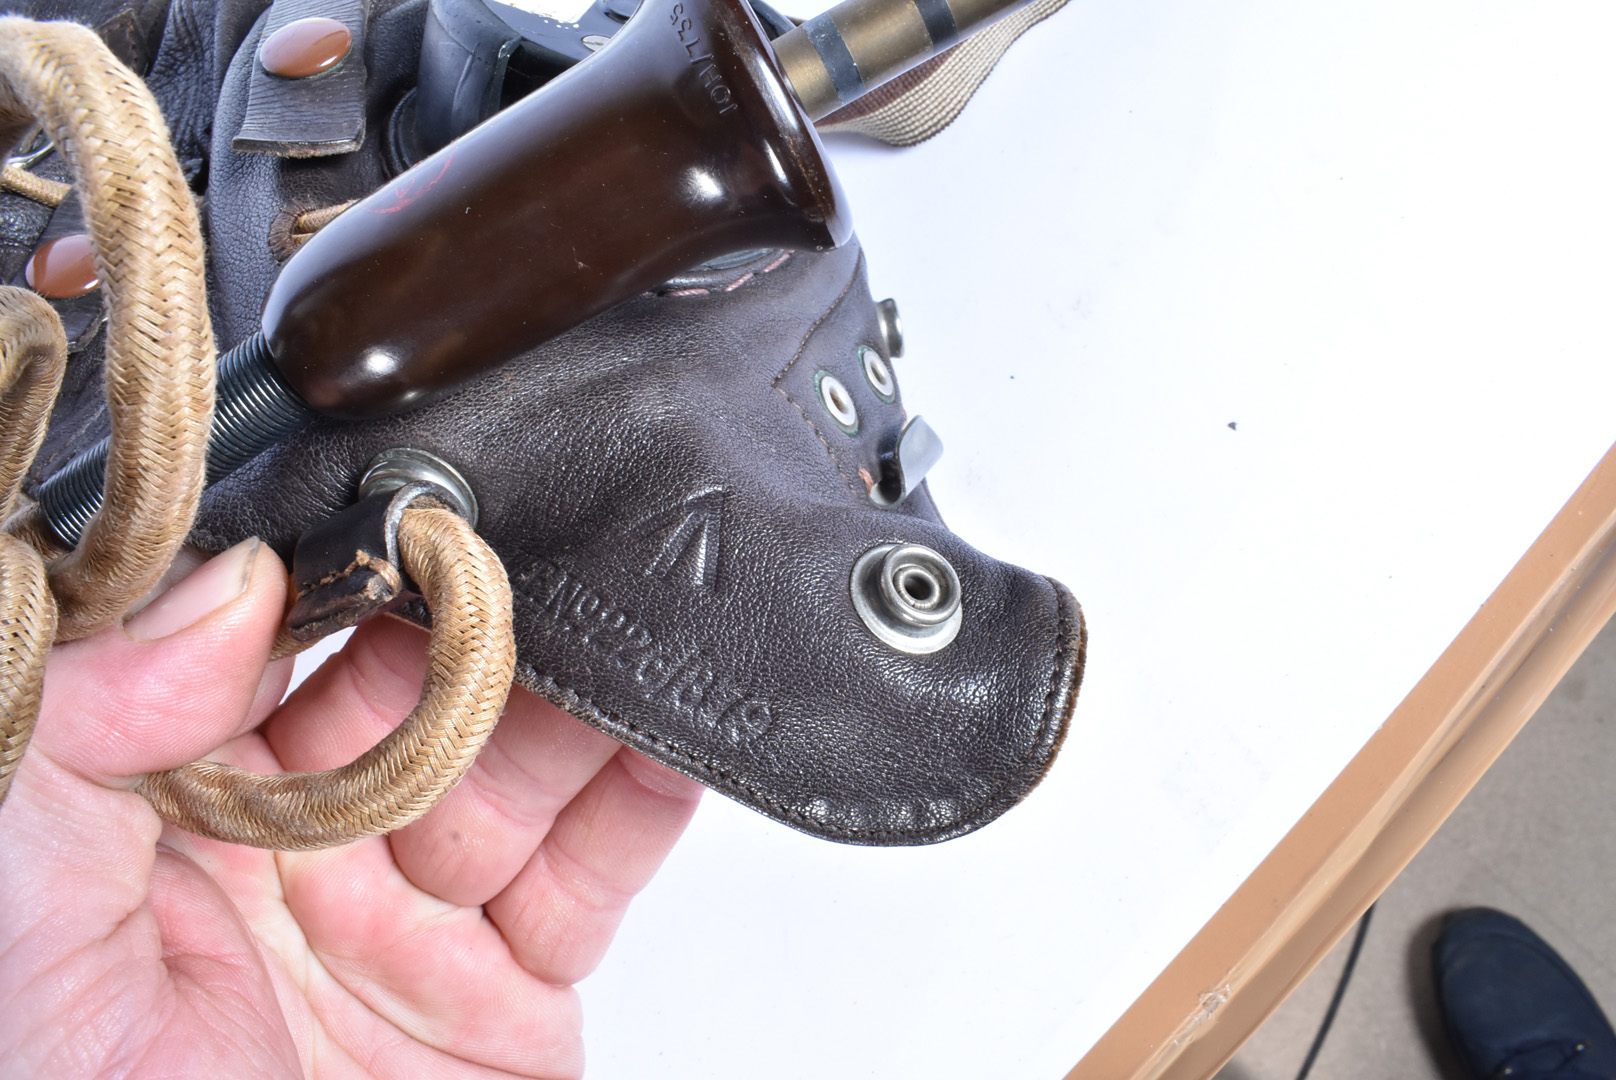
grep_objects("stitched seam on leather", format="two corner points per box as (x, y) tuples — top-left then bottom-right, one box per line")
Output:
(770, 253), (867, 498)
(510, 573), (1079, 840)
(517, 664), (904, 837)
(1034, 576), (1081, 774)
(295, 549), (401, 600)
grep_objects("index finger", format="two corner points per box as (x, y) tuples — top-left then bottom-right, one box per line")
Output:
(485, 745), (703, 986)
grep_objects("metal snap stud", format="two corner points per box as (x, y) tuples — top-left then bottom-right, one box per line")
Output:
(359, 447), (478, 525)
(25, 233), (100, 299)
(860, 345), (895, 402)
(850, 542), (963, 653)
(259, 16), (353, 79)
(815, 370), (859, 433)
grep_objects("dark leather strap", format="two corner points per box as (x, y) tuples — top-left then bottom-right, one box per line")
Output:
(285, 483), (442, 642)
(232, 0), (370, 156)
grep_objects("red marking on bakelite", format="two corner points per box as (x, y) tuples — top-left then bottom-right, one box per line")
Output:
(259, 17), (352, 79)
(25, 233), (100, 299)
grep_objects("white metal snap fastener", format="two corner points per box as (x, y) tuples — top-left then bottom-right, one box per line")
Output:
(849, 542), (963, 653)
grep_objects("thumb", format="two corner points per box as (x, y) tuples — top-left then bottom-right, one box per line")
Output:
(29, 537), (291, 784)
(0, 539), (294, 1066)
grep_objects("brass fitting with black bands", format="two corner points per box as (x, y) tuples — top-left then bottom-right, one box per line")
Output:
(774, 0), (1027, 119)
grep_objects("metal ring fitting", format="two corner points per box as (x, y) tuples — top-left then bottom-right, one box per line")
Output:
(359, 448), (479, 526)
(850, 543), (963, 654)
(7, 128), (54, 171)
(860, 345), (895, 402)
(815, 370), (859, 433)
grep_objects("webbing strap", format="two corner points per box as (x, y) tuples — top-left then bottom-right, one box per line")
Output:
(816, 0), (1069, 147)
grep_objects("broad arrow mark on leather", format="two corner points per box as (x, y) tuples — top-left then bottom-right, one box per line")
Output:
(635, 489), (725, 590)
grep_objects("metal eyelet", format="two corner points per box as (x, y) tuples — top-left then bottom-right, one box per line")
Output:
(815, 370), (859, 433)
(860, 345), (895, 402)
(359, 447), (479, 525)
(850, 543), (963, 654)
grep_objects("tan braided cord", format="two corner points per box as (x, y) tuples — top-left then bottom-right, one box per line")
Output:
(0, 21), (518, 850)
(817, 0), (1069, 147)
(0, 162), (69, 206)
(0, 539), (53, 805)
(0, 17), (214, 642)
(293, 199), (357, 242)
(0, 288), (66, 805)
(137, 507), (516, 850)
(0, 290), (68, 524)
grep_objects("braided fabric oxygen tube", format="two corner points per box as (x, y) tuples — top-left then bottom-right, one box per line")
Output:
(139, 506), (516, 850)
(0, 19), (517, 849)
(0, 290), (66, 806)
(0, 18), (215, 641)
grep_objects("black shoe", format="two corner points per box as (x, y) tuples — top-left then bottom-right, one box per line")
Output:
(1434, 908), (1616, 1079)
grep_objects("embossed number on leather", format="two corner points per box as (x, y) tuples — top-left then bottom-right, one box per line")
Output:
(513, 558), (773, 746)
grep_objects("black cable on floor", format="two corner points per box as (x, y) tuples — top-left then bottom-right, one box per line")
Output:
(1294, 903), (1377, 1080)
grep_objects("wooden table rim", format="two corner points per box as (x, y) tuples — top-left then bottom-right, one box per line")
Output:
(1070, 439), (1616, 1080)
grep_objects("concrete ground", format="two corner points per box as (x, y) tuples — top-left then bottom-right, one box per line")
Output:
(1215, 613), (1616, 1080)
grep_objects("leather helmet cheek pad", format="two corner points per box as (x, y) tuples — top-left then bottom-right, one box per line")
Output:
(191, 237), (1086, 845)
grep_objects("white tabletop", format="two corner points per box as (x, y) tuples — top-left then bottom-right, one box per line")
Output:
(340, 2), (1616, 1075)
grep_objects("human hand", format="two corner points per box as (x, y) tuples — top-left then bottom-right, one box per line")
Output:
(0, 538), (703, 1078)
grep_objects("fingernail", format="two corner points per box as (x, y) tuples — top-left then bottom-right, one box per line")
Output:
(124, 538), (261, 641)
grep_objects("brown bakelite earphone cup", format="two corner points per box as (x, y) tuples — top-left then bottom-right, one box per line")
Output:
(260, 0), (850, 419)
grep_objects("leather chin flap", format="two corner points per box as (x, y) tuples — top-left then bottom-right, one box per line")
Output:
(16, 0), (1086, 845)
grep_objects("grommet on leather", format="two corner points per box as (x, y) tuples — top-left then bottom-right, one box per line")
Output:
(4, 0), (1086, 846)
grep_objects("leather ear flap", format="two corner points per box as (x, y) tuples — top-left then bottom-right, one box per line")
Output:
(189, 237), (1085, 844)
(490, 500), (1087, 846)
